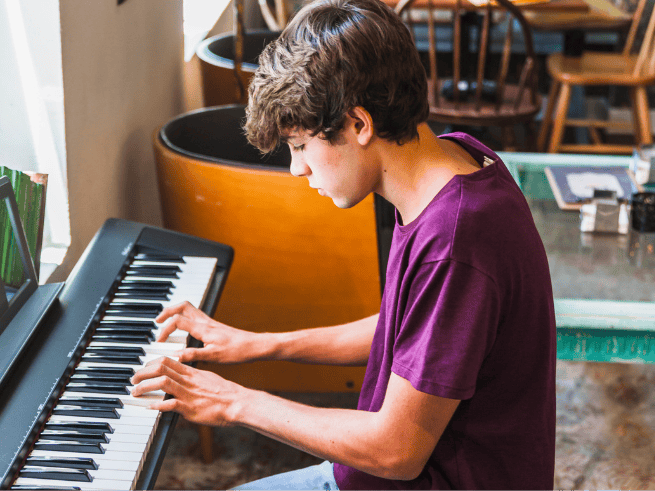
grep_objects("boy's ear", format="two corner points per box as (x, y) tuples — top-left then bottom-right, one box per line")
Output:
(347, 106), (374, 146)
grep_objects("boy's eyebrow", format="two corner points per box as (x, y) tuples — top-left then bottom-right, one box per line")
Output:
(281, 133), (303, 145)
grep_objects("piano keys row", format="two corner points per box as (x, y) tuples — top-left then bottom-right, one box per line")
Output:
(12, 253), (217, 490)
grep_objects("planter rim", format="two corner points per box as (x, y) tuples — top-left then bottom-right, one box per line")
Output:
(159, 104), (290, 172)
(195, 29), (281, 71)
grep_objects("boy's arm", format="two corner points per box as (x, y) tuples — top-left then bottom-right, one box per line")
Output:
(131, 359), (459, 481)
(267, 314), (378, 366)
(156, 302), (378, 366)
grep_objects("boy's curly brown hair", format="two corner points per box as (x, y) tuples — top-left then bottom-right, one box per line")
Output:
(244, 0), (429, 153)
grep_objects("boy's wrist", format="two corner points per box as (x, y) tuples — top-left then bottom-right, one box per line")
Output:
(248, 331), (285, 362)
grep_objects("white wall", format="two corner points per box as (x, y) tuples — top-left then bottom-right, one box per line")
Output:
(52, 0), (184, 281)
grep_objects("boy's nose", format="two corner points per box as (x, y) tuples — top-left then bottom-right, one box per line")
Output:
(290, 155), (309, 178)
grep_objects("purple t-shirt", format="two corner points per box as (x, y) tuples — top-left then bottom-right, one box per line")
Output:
(333, 133), (556, 490)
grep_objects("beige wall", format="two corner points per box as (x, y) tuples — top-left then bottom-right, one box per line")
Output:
(51, 0), (184, 282)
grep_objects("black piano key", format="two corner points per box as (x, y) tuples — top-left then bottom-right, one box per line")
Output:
(70, 373), (131, 384)
(33, 441), (105, 454)
(113, 291), (170, 301)
(25, 456), (98, 470)
(125, 268), (179, 278)
(99, 320), (158, 329)
(52, 406), (119, 419)
(118, 279), (175, 288)
(117, 282), (173, 292)
(102, 310), (159, 319)
(94, 328), (155, 339)
(57, 396), (123, 409)
(93, 329), (155, 340)
(85, 346), (146, 356)
(134, 252), (185, 263)
(64, 383), (130, 395)
(38, 430), (109, 444)
(107, 301), (163, 311)
(20, 466), (92, 482)
(128, 264), (181, 272)
(91, 334), (152, 345)
(80, 353), (143, 365)
(73, 367), (135, 377)
(44, 422), (113, 435)
(104, 303), (163, 318)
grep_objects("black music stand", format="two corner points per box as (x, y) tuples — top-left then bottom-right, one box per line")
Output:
(0, 175), (63, 388)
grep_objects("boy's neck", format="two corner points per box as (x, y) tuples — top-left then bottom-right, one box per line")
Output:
(375, 123), (481, 226)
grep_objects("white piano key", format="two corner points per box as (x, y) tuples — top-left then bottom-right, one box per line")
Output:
(62, 390), (167, 408)
(131, 256), (217, 271)
(104, 432), (150, 445)
(77, 353), (178, 368)
(87, 341), (186, 356)
(13, 477), (134, 490)
(29, 449), (144, 466)
(26, 452), (142, 472)
(21, 467), (137, 485)
(48, 415), (156, 430)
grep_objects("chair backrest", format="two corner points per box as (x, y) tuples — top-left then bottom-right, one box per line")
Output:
(626, 0), (655, 77)
(396, 0), (539, 114)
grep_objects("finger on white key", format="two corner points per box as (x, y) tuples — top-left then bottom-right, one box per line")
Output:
(61, 390), (167, 408)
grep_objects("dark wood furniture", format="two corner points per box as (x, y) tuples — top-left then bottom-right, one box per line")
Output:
(537, 0), (655, 153)
(396, 0), (543, 150)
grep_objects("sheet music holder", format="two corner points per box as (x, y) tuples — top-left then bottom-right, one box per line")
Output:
(0, 175), (63, 390)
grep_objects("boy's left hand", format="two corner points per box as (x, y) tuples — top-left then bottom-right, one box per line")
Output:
(130, 356), (243, 427)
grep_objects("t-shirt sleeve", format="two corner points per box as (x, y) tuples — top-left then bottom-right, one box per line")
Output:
(391, 259), (500, 400)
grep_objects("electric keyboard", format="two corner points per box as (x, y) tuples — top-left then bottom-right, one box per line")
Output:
(0, 218), (233, 490)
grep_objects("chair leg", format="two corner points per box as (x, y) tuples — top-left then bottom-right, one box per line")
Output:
(537, 80), (560, 152)
(548, 83), (572, 153)
(632, 86), (653, 145)
(198, 424), (214, 464)
(502, 125), (517, 151)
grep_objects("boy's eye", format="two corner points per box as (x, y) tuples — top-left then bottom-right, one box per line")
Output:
(292, 144), (305, 152)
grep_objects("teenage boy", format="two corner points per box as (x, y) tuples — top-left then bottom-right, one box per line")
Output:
(131, 0), (556, 488)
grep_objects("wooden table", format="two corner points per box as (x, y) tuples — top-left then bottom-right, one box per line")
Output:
(386, 0), (591, 15)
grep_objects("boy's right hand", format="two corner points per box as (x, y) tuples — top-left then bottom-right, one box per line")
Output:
(156, 301), (262, 364)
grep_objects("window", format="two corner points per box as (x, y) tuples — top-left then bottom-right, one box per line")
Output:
(1, 0), (69, 281)
(183, 0), (232, 61)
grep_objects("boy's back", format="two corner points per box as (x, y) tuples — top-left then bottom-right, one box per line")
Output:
(334, 133), (556, 489)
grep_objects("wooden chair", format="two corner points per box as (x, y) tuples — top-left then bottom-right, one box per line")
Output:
(153, 105), (381, 462)
(396, 0), (542, 150)
(259, 0), (289, 31)
(537, 0), (655, 154)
